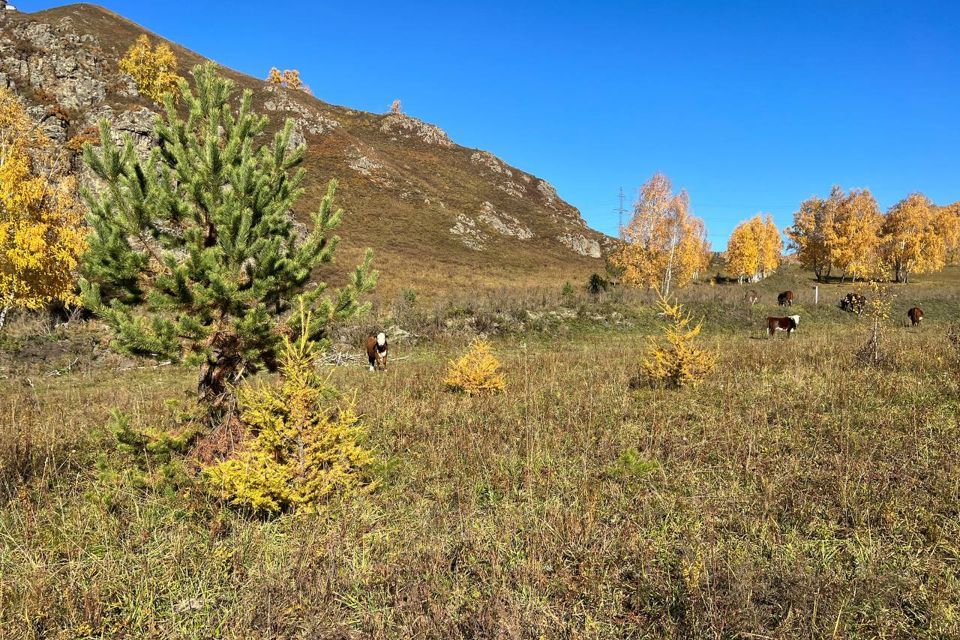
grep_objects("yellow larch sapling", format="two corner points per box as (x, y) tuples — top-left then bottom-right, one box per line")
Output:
(203, 315), (375, 514)
(444, 339), (506, 395)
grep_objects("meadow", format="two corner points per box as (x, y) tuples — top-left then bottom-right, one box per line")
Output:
(2, 266), (959, 639)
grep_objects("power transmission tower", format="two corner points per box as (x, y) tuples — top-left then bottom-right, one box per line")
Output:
(615, 186), (628, 239)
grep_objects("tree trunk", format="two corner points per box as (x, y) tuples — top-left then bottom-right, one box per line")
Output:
(197, 330), (244, 412)
(0, 293), (12, 330)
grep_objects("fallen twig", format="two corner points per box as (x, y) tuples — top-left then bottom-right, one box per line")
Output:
(46, 356), (80, 377)
(116, 360), (173, 372)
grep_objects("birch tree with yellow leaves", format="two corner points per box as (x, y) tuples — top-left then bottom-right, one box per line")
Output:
(828, 187), (882, 281)
(119, 35), (182, 104)
(613, 172), (710, 295)
(0, 87), (86, 327)
(934, 202), (960, 265)
(879, 193), (945, 283)
(786, 194), (833, 281)
(787, 186), (882, 281)
(725, 214), (782, 282)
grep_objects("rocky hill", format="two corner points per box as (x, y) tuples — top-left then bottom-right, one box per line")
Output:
(0, 3), (612, 298)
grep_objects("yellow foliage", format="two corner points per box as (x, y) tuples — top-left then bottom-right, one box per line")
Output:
(788, 186), (883, 281)
(0, 87), (86, 312)
(936, 203), (960, 265)
(859, 280), (896, 365)
(613, 173), (711, 295)
(444, 339), (505, 395)
(880, 193), (944, 283)
(830, 188), (882, 279)
(267, 67), (311, 94)
(726, 214), (781, 281)
(119, 35), (182, 104)
(203, 322), (375, 514)
(641, 292), (716, 388)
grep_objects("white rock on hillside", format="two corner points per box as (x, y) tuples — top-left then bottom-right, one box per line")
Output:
(470, 150), (512, 176)
(478, 201), (533, 240)
(379, 113), (453, 147)
(450, 214), (487, 250)
(558, 233), (602, 258)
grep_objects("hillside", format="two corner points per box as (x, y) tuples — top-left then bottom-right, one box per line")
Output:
(0, 3), (611, 297)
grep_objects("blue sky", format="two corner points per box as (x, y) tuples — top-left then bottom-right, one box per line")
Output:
(21, 0), (960, 247)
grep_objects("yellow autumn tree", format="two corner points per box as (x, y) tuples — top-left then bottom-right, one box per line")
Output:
(613, 172), (711, 295)
(787, 194), (834, 281)
(726, 218), (760, 282)
(0, 87), (86, 326)
(758, 214), (783, 276)
(788, 186), (884, 281)
(119, 35), (182, 104)
(879, 193), (944, 283)
(266, 67), (311, 94)
(934, 202), (960, 265)
(828, 187), (882, 281)
(726, 214), (782, 282)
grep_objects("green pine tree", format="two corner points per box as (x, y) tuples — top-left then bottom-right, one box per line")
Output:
(81, 63), (376, 407)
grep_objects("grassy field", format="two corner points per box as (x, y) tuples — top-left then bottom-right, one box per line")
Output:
(2, 267), (960, 638)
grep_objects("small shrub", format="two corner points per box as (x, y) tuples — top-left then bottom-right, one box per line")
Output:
(641, 292), (716, 388)
(119, 35), (182, 104)
(65, 127), (100, 152)
(608, 448), (659, 480)
(857, 282), (895, 366)
(587, 273), (608, 295)
(203, 324), (376, 515)
(96, 406), (200, 495)
(561, 281), (574, 299)
(445, 339), (505, 395)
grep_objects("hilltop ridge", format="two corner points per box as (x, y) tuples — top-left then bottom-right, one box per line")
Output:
(0, 3), (612, 296)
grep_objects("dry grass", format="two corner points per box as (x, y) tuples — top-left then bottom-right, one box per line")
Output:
(2, 269), (960, 638)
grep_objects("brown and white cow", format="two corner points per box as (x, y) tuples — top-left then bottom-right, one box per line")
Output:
(907, 307), (924, 327)
(767, 315), (800, 337)
(366, 332), (388, 371)
(777, 290), (795, 306)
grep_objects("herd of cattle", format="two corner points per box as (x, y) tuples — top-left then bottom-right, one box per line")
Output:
(756, 289), (924, 338)
(363, 289), (928, 368)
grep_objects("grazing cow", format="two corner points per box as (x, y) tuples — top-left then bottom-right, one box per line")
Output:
(745, 290), (759, 305)
(907, 307), (924, 327)
(777, 290), (795, 306)
(365, 332), (388, 371)
(840, 292), (866, 315)
(767, 315), (800, 338)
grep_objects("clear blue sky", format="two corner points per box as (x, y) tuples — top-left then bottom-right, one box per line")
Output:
(21, 0), (960, 247)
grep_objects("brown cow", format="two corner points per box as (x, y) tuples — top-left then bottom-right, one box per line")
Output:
(365, 332), (388, 371)
(767, 315), (800, 338)
(907, 307), (924, 327)
(777, 290), (795, 306)
(840, 292), (865, 315)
